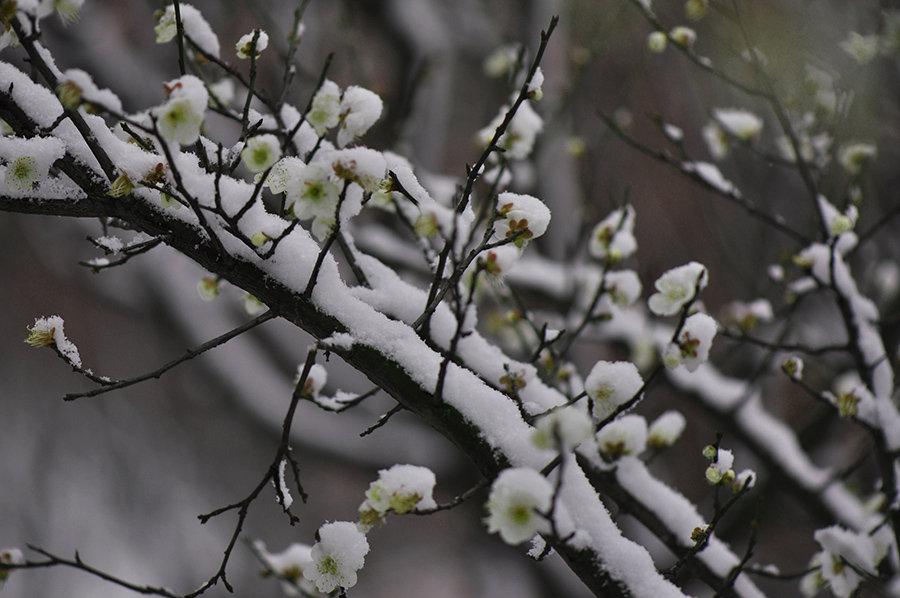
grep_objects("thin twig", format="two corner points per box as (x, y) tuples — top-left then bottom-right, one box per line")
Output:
(64, 311), (277, 400)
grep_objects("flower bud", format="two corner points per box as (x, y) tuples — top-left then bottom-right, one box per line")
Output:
(685, 0), (708, 21)
(250, 232), (271, 247)
(108, 173), (135, 197)
(670, 26), (697, 48)
(57, 80), (83, 110)
(647, 31), (667, 53)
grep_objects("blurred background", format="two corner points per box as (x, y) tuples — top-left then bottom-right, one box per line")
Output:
(2, 0), (900, 596)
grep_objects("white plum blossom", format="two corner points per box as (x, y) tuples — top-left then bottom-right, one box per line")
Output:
(287, 163), (341, 236)
(792, 243), (840, 284)
(805, 64), (838, 114)
(304, 521), (369, 593)
(41, 0), (84, 23)
(704, 447), (734, 484)
(236, 29), (269, 59)
(494, 192), (551, 248)
(264, 156), (304, 195)
(826, 373), (878, 420)
(485, 468), (553, 545)
(312, 213), (340, 243)
(154, 7), (179, 43)
(663, 123), (684, 143)
(0, 136), (64, 192)
(254, 541), (318, 595)
(478, 100), (544, 160)
(768, 263), (785, 282)
(241, 227), (275, 251)
(208, 78), (235, 107)
(840, 32), (879, 64)
(664, 312), (717, 372)
(647, 411), (686, 448)
(817, 195), (858, 237)
(241, 134), (282, 173)
(777, 130), (833, 168)
(588, 205), (637, 262)
(337, 86), (383, 147)
(670, 26), (697, 48)
(308, 80), (341, 135)
(358, 464), (437, 529)
(243, 293), (266, 316)
(721, 298), (773, 331)
(685, 0), (709, 20)
(815, 526), (884, 577)
(249, 231), (271, 248)
(475, 245), (521, 280)
(25, 315), (81, 367)
(801, 526), (887, 597)
(196, 276), (220, 301)
(531, 407), (593, 451)
(647, 31), (667, 53)
(155, 75), (208, 145)
(800, 550), (857, 598)
(57, 68), (122, 113)
(330, 147), (387, 193)
(596, 415), (648, 459)
(413, 206), (442, 238)
(483, 44), (518, 78)
(702, 122), (729, 160)
(782, 356), (804, 380)
(648, 261), (708, 316)
(297, 363), (328, 399)
(604, 270), (642, 307)
(0, 548), (24, 587)
(527, 67), (544, 100)
(0, 547), (23, 565)
(713, 108), (763, 141)
(154, 3), (220, 58)
(838, 142), (876, 175)
(585, 361), (644, 420)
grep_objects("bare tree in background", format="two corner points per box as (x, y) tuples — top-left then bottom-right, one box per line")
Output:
(2, 0), (900, 597)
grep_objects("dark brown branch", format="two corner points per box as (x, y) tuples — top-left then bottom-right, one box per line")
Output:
(595, 271), (706, 433)
(666, 479), (754, 580)
(359, 403), (405, 437)
(79, 237), (163, 272)
(63, 311), (277, 400)
(728, 0), (827, 237)
(0, 94), (643, 598)
(5, 546), (180, 597)
(415, 16), (559, 333)
(411, 478), (489, 515)
(626, 0), (768, 99)
(720, 328), (848, 356)
(172, 0), (188, 76)
(577, 455), (743, 597)
(596, 109), (810, 245)
(11, 19), (116, 180)
(309, 386), (379, 413)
